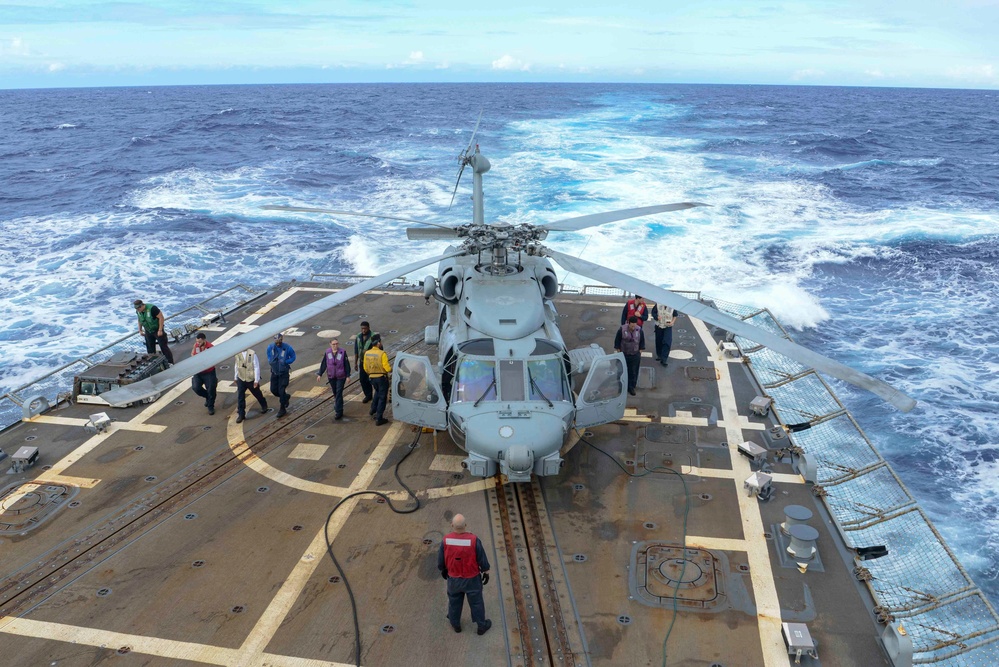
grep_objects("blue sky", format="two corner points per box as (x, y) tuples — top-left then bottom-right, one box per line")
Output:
(1, 0), (997, 89)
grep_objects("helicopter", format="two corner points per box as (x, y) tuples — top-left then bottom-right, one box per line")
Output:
(103, 133), (916, 482)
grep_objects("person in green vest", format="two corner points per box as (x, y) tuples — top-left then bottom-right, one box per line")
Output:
(353, 321), (378, 405)
(133, 299), (174, 364)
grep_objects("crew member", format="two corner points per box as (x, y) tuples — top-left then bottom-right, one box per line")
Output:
(651, 302), (678, 367)
(234, 348), (268, 424)
(316, 337), (351, 420)
(190, 332), (217, 415)
(363, 334), (391, 425)
(620, 294), (649, 328)
(267, 333), (296, 418)
(354, 321), (378, 404)
(133, 299), (175, 364)
(614, 315), (645, 396)
(437, 514), (492, 635)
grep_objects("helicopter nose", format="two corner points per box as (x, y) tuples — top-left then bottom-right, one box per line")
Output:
(463, 411), (566, 481)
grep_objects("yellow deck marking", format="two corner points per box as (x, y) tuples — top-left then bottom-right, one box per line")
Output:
(288, 443), (329, 461)
(0, 617), (353, 667)
(686, 535), (750, 552)
(26, 415), (166, 433)
(429, 454), (466, 472)
(234, 423), (405, 666)
(679, 465), (803, 485)
(32, 475), (101, 489)
(690, 317), (787, 666)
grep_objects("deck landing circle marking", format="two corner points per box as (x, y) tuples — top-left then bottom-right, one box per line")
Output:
(316, 329), (342, 339)
(227, 410), (488, 499)
(670, 350), (693, 360)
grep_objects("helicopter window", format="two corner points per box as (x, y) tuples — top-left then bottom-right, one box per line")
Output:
(458, 339), (495, 355)
(531, 339), (561, 356)
(499, 360), (526, 401)
(454, 358), (497, 403)
(584, 357), (625, 403)
(528, 359), (569, 402)
(395, 358), (439, 404)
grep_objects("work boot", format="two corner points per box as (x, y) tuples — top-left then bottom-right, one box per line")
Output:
(628, 388), (636, 396)
(362, 396), (372, 404)
(334, 414), (343, 421)
(451, 624), (461, 633)
(477, 620), (492, 636)
(376, 418), (389, 426)
(208, 408), (215, 416)
(235, 415), (244, 424)
(277, 407), (287, 418)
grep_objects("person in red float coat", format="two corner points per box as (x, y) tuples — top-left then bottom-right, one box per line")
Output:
(621, 294), (649, 327)
(437, 514), (492, 635)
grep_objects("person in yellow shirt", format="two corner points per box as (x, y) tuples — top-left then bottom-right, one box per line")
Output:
(363, 334), (392, 425)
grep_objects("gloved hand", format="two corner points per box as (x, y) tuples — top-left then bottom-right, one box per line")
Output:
(480, 572), (490, 586)
(441, 569), (449, 580)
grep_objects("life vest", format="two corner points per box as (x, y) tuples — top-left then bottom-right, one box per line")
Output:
(625, 299), (647, 323)
(192, 340), (215, 373)
(443, 532), (481, 579)
(364, 348), (388, 377)
(654, 305), (675, 328)
(355, 331), (378, 356)
(235, 350), (257, 382)
(620, 325), (641, 355)
(325, 349), (348, 379)
(137, 305), (159, 333)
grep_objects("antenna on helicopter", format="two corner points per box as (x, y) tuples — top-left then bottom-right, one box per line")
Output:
(448, 110), (483, 211)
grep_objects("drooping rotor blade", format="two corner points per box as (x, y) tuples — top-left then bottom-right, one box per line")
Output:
(449, 110), (484, 211)
(101, 249), (465, 407)
(406, 227), (462, 240)
(547, 249), (917, 412)
(542, 202), (709, 233)
(261, 205), (455, 231)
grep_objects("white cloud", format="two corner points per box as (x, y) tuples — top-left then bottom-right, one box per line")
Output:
(404, 50), (424, 64)
(946, 63), (997, 84)
(2, 37), (32, 57)
(865, 69), (885, 78)
(492, 54), (531, 71)
(434, 61), (450, 70)
(791, 68), (826, 81)
(48, 62), (65, 72)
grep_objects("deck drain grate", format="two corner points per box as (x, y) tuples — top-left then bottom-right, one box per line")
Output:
(389, 329), (398, 334)
(422, 539), (433, 545)
(96, 588), (111, 597)
(583, 431), (594, 438)
(232, 606), (245, 613)
(192, 560), (205, 568)
(174, 400), (184, 406)
(202, 426), (211, 431)
(625, 460), (635, 466)
(219, 364), (230, 370)
(184, 513), (197, 520)
(69, 501), (81, 508)
(452, 473), (463, 480)
(595, 326), (605, 331)
(738, 564), (750, 572)
(116, 646), (131, 655)
(145, 476), (157, 482)
(764, 532), (773, 539)
(24, 436), (36, 441)
(329, 576), (341, 583)
(337, 464), (347, 469)
(617, 615), (632, 625)
(572, 484), (585, 491)
(573, 554), (588, 562)
(690, 396), (702, 403)
(257, 486), (269, 493)
(644, 522), (657, 529)
(305, 434), (316, 440)
(700, 494), (712, 501)
(312, 325), (321, 329)
(376, 497), (386, 504)
(292, 525), (303, 531)
(134, 446), (144, 451)
(380, 624), (395, 634)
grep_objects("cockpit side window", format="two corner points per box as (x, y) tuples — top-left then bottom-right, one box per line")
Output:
(454, 358), (497, 403)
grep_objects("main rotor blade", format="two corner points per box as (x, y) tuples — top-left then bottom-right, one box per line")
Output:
(547, 250), (917, 412)
(406, 227), (462, 240)
(449, 110), (484, 211)
(542, 202), (708, 233)
(261, 205), (455, 231)
(101, 249), (465, 407)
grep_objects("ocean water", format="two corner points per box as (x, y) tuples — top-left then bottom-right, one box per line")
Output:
(1, 83), (997, 600)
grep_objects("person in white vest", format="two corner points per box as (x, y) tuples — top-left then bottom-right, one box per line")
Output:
(651, 303), (678, 367)
(234, 348), (268, 424)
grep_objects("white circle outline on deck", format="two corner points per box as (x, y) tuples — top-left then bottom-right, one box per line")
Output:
(226, 383), (490, 500)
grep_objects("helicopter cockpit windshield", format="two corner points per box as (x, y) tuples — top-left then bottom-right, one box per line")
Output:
(454, 358), (497, 403)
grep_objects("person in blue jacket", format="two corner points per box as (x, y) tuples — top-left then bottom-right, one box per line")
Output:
(267, 332), (297, 418)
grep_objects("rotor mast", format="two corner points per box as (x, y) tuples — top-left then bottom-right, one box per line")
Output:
(469, 146), (490, 225)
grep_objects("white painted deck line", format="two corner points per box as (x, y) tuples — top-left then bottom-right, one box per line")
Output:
(690, 317), (788, 667)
